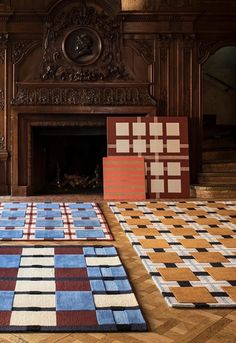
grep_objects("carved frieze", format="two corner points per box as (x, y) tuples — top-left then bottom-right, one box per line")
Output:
(12, 40), (41, 64)
(41, 1), (131, 82)
(12, 85), (156, 106)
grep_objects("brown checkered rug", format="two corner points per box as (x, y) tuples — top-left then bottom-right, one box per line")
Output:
(109, 201), (236, 308)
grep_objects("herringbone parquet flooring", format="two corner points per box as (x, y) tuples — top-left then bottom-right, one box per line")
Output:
(0, 196), (235, 343)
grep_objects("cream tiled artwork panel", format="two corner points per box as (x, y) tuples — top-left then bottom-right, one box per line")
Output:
(107, 116), (190, 198)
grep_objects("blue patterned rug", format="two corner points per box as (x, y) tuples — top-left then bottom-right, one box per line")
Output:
(0, 245), (146, 332)
(0, 202), (112, 240)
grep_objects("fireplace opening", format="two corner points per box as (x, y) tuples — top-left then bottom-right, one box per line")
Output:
(32, 126), (107, 194)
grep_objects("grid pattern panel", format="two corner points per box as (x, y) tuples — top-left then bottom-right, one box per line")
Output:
(107, 116), (189, 198)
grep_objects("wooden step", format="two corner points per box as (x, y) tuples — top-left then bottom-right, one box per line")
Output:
(203, 137), (236, 150)
(198, 172), (236, 184)
(202, 149), (236, 161)
(193, 185), (236, 199)
(202, 161), (236, 172)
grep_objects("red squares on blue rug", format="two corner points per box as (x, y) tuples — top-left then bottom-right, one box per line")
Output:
(55, 268), (88, 279)
(0, 311), (11, 326)
(0, 245), (146, 332)
(57, 310), (98, 327)
(56, 280), (91, 291)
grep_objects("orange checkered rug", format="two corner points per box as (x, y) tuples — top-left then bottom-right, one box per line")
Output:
(109, 201), (236, 308)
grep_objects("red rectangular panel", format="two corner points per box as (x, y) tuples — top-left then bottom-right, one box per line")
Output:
(103, 156), (146, 200)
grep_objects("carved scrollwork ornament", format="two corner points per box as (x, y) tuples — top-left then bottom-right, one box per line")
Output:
(41, 1), (131, 82)
(0, 135), (5, 150)
(128, 39), (154, 64)
(12, 40), (41, 64)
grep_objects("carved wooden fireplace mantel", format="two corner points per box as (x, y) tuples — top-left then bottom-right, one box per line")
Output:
(11, 105), (156, 196)
(4, 0), (157, 195)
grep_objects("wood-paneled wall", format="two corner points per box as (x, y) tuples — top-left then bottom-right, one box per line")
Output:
(0, 0), (236, 195)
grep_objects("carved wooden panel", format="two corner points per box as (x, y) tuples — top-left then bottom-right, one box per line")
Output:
(40, 1), (129, 82)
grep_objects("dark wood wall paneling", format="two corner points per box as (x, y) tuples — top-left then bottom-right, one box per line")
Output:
(0, 0), (236, 195)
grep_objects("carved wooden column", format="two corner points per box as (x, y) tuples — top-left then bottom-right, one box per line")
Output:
(154, 34), (171, 116)
(178, 34), (201, 184)
(0, 33), (8, 194)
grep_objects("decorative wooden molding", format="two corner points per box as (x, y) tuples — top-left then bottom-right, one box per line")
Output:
(198, 39), (219, 64)
(0, 33), (8, 64)
(41, 1), (131, 82)
(0, 88), (4, 110)
(12, 40), (41, 64)
(0, 135), (5, 150)
(11, 85), (156, 106)
(183, 34), (196, 48)
(126, 39), (155, 64)
(198, 38), (236, 64)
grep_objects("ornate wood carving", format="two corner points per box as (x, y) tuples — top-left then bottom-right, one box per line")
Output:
(12, 40), (41, 64)
(126, 39), (155, 64)
(197, 38), (236, 64)
(197, 39), (219, 64)
(12, 85), (155, 106)
(0, 135), (5, 150)
(0, 33), (8, 64)
(0, 88), (4, 110)
(0, 49), (5, 64)
(41, 0), (131, 82)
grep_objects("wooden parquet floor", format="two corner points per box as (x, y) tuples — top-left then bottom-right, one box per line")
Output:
(0, 195), (236, 343)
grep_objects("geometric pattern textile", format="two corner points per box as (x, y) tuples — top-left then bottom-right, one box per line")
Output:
(103, 156), (146, 200)
(0, 202), (112, 241)
(0, 245), (146, 332)
(109, 201), (236, 307)
(107, 116), (189, 198)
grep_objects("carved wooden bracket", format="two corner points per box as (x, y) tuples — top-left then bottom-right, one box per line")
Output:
(12, 40), (41, 64)
(126, 38), (155, 64)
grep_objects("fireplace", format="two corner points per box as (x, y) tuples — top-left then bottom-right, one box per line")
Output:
(32, 126), (106, 194)
(11, 107), (155, 196)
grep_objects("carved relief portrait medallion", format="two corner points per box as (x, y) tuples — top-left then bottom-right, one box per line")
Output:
(62, 27), (102, 66)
